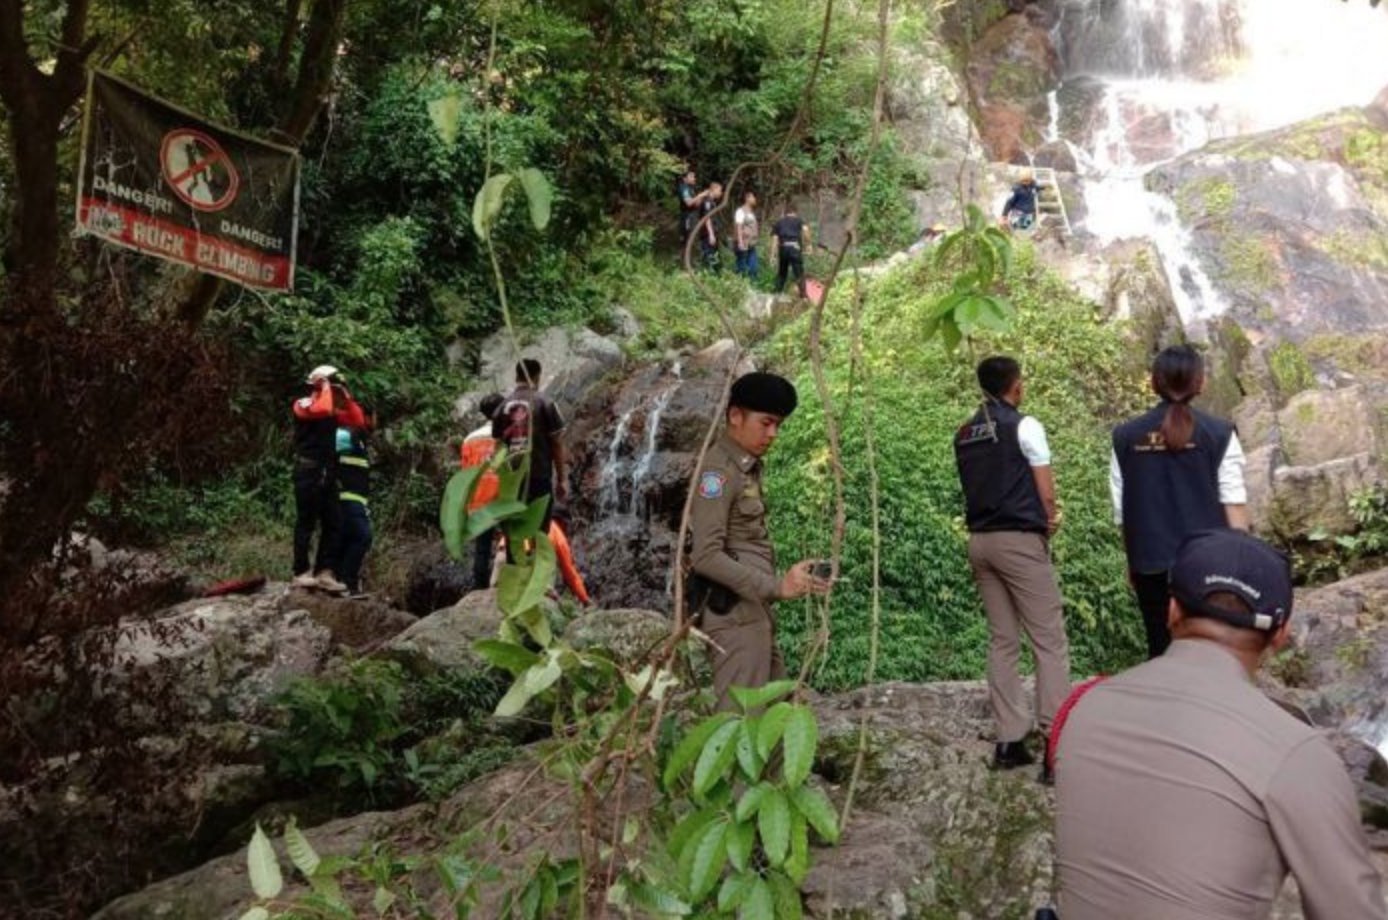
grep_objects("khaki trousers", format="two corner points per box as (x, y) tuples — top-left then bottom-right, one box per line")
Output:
(703, 601), (785, 712)
(967, 530), (1071, 743)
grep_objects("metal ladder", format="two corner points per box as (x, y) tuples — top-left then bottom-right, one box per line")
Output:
(1032, 166), (1072, 236)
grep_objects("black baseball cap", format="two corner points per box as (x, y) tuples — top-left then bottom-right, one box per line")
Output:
(1169, 530), (1293, 632)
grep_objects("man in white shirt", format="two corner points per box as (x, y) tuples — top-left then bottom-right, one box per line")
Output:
(733, 191), (760, 278)
(954, 356), (1071, 782)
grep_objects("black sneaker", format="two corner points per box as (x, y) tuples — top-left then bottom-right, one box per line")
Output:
(992, 740), (1035, 771)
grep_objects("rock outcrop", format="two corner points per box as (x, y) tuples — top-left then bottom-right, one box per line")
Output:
(964, 9), (1062, 162)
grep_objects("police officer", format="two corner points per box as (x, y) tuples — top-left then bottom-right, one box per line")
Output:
(1112, 344), (1248, 658)
(688, 372), (830, 710)
(1055, 529), (1386, 919)
(954, 356), (1070, 779)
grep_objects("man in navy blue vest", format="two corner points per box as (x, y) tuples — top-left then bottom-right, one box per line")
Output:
(955, 356), (1071, 781)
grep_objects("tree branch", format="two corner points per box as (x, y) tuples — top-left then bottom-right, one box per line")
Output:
(0, 0), (38, 109)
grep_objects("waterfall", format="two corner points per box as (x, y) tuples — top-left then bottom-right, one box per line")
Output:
(596, 362), (683, 519)
(1052, 0), (1388, 331)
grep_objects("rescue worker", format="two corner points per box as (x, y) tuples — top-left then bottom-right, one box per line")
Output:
(688, 372), (831, 710)
(290, 365), (366, 593)
(1001, 169), (1038, 230)
(1112, 344), (1248, 658)
(677, 168), (711, 242)
(334, 424), (373, 597)
(1054, 528), (1387, 919)
(461, 392), (506, 589)
(954, 356), (1070, 780)
(548, 504), (591, 607)
(699, 182), (724, 272)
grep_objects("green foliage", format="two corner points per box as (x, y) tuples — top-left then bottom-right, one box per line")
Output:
(1266, 342), (1315, 399)
(767, 247), (1148, 689)
(267, 658), (509, 807)
(925, 205), (1017, 350)
(1300, 484), (1388, 582)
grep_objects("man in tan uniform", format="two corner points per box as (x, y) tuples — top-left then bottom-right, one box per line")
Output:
(688, 372), (830, 710)
(1055, 529), (1386, 920)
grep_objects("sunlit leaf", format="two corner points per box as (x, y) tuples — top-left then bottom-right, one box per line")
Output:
(472, 173), (514, 241)
(789, 785), (840, 844)
(427, 92), (464, 147)
(283, 817), (320, 878)
(247, 824), (283, 900)
(781, 706), (818, 788)
(517, 167), (553, 231)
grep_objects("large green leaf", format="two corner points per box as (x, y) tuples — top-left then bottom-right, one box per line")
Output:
(781, 706), (818, 789)
(789, 785), (840, 844)
(496, 531), (557, 617)
(494, 652), (563, 717)
(717, 872), (755, 913)
(757, 788), (791, 867)
(734, 782), (773, 823)
(663, 712), (736, 790)
(755, 702), (793, 761)
(785, 810), (810, 885)
(516, 167), (553, 231)
(725, 819), (756, 873)
(426, 92), (464, 147)
(247, 824), (283, 900)
(472, 173), (514, 241)
(728, 679), (796, 713)
(626, 880), (693, 916)
(283, 817), (320, 878)
(464, 499), (528, 541)
(692, 719), (742, 799)
(735, 717), (764, 781)
(686, 819), (728, 901)
(440, 467), (483, 561)
(739, 877), (774, 920)
(473, 638), (541, 675)
(940, 317), (963, 352)
(767, 871), (804, 920)
(668, 805), (720, 859)
(504, 493), (552, 545)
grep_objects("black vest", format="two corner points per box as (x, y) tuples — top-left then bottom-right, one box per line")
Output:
(294, 415), (337, 468)
(1113, 402), (1234, 573)
(954, 401), (1048, 535)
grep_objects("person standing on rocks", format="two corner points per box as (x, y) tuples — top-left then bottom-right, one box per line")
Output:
(1112, 344), (1248, 658)
(699, 182), (724, 272)
(733, 190), (760, 279)
(290, 365), (367, 593)
(333, 422), (373, 597)
(771, 203), (808, 297)
(688, 372), (831, 710)
(1054, 528), (1386, 920)
(1001, 169), (1038, 230)
(495, 360), (568, 535)
(954, 356), (1070, 780)
(677, 167), (710, 243)
(462, 392), (506, 588)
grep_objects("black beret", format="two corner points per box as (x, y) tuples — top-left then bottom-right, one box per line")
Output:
(729, 372), (798, 417)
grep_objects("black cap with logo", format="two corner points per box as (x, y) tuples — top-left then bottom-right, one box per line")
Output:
(1169, 529), (1294, 632)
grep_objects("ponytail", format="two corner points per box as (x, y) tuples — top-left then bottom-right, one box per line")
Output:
(1151, 345), (1204, 450)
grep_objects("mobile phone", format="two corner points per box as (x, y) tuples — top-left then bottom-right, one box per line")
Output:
(810, 560), (833, 579)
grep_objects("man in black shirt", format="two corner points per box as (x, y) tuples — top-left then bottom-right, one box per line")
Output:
(493, 358), (568, 531)
(771, 204), (807, 297)
(677, 168), (709, 242)
(699, 182), (724, 272)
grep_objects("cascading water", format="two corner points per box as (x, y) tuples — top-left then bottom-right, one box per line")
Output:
(596, 362), (683, 519)
(1053, 0), (1388, 332)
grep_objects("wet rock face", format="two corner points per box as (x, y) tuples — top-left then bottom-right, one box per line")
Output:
(966, 11), (1062, 161)
(1147, 108), (1388, 344)
(567, 340), (753, 613)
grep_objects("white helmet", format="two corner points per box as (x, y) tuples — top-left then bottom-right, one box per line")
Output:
(306, 364), (339, 384)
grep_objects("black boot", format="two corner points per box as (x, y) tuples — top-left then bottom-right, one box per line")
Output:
(993, 740), (1035, 770)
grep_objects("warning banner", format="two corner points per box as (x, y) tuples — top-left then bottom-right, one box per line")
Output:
(76, 71), (300, 291)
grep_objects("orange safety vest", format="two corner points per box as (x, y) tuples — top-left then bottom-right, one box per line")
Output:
(460, 434), (501, 512)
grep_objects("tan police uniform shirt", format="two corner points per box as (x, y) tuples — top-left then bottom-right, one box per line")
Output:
(1056, 639), (1386, 920)
(688, 433), (779, 614)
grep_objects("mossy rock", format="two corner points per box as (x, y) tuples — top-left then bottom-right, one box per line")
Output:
(1266, 341), (1316, 402)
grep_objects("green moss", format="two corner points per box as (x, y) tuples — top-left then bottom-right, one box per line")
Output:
(1319, 229), (1388, 271)
(1201, 317), (1251, 415)
(1176, 176), (1235, 223)
(1345, 127), (1388, 185)
(1217, 234), (1278, 293)
(987, 60), (1047, 102)
(1302, 332), (1388, 379)
(1267, 341), (1315, 399)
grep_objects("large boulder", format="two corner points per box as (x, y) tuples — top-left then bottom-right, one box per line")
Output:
(402, 540), (477, 616)
(284, 590), (417, 652)
(98, 590), (334, 730)
(454, 325), (625, 422)
(380, 589), (507, 677)
(562, 608), (670, 667)
(964, 11), (1061, 162)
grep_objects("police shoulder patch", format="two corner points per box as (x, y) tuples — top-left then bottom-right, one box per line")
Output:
(698, 471), (727, 499)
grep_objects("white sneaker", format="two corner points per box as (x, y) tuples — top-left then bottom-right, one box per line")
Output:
(315, 571), (348, 593)
(291, 573), (319, 589)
